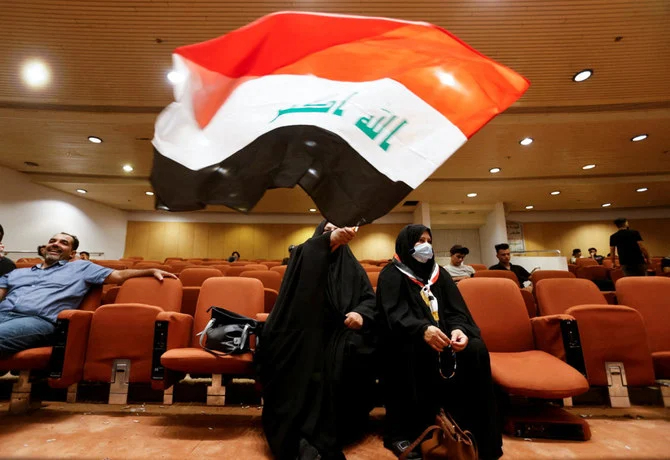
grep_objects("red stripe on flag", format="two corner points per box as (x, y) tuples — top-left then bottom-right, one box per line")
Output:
(175, 12), (405, 78)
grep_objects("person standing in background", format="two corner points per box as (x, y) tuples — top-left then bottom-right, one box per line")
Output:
(609, 218), (650, 277)
(0, 225), (16, 276)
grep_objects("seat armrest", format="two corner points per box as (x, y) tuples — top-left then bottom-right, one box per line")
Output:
(156, 311), (193, 349)
(151, 312), (193, 388)
(256, 313), (269, 322)
(48, 310), (95, 388)
(530, 314), (575, 360)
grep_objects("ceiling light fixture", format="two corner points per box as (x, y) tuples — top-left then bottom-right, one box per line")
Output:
(145, 191), (155, 196)
(466, 193), (478, 198)
(573, 69), (593, 82)
(550, 191), (561, 196)
(167, 70), (185, 84)
(631, 134), (648, 142)
(21, 59), (51, 88)
(489, 167), (501, 174)
(87, 136), (103, 144)
(636, 187), (648, 193)
(122, 164), (134, 172)
(76, 189), (87, 194)
(519, 137), (533, 146)
(602, 203), (612, 208)
(582, 164), (596, 170)
(309, 208), (317, 212)
(525, 205), (534, 210)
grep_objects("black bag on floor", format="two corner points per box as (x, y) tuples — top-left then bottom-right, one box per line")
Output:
(196, 306), (261, 355)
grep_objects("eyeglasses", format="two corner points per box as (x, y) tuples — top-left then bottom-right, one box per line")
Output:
(438, 345), (457, 380)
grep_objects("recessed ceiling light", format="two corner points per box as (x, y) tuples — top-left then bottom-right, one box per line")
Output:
(631, 134), (648, 142)
(550, 191), (561, 196)
(519, 137), (533, 146)
(309, 208), (317, 212)
(466, 193), (478, 198)
(76, 189), (87, 194)
(601, 203), (612, 208)
(21, 59), (50, 88)
(573, 69), (593, 82)
(167, 70), (186, 84)
(582, 164), (596, 170)
(122, 164), (134, 172)
(145, 191), (155, 196)
(489, 167), (501, 174)
(525, 205), (534, 210)
(87, 136), (103, 144)
(636, 187), (648, 193)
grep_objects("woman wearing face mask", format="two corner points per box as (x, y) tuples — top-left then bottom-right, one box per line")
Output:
(257, 221), (378, 460)
(377, 225), (502, 460)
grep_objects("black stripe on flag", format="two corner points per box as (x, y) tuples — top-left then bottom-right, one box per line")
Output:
(150, 125), (413, 227)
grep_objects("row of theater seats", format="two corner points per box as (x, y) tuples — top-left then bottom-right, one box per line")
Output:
(101, 265), (387, 316)
(567, 256), (669, 284)
(2, 268), (667, 414)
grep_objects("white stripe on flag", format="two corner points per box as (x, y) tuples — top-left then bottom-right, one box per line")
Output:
(154, 72), (467, 189)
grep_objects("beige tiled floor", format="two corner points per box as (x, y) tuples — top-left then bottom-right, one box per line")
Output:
(0, 402), (669, 459)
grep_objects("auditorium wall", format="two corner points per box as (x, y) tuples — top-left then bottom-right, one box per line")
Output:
(124, 221), (405, 261)
(0, 166), (127, 260)
(521, 218), (670, 259)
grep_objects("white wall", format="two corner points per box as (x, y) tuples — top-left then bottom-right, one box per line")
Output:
(478, 202), (508, 267)
(0, 166), (128, 260)
(432, 228), (482, 266)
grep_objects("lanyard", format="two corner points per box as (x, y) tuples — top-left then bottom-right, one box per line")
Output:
(393, 255), (440, 321)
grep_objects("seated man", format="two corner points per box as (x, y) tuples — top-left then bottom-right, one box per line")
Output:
(588, 247), (604, 264)
(0, 224), (16, 277)
(569, 248), (582, 264)
(489, 243), (532, 290)
(0, 232), (176, 357)
(443, 244), (475, 282)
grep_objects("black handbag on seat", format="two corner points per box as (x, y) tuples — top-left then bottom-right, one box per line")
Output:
(197, 306), (261, 355)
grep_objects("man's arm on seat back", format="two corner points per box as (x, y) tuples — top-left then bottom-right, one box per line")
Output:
(104, 268), (177, 285)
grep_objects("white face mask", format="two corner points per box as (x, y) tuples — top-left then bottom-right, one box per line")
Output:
(411, 242), (434, 263)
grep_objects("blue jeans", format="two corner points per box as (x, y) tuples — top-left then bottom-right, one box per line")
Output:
(0, 311), (56, 358)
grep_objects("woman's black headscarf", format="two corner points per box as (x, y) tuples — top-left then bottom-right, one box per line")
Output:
(394, 224), (434, 281)
(378, 224), (481, 339)
(257, 220), (376, 459)
(313, 220), (377, 319)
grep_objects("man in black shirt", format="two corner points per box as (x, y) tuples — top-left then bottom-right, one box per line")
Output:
(609, 218), (650, 277)
(588, 247), (604, 265)
(489, 243), (532, 290)
(0, 224), (16, 277)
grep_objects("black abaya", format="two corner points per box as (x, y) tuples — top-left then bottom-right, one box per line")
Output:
(377, 225), (503, 460)
(257, 222), (378, 460)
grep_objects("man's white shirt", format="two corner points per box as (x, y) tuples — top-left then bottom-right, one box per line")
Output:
(444, 262), (475, 278)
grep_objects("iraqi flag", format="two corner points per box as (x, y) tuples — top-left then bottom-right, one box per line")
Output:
(151, 11), (529, 226)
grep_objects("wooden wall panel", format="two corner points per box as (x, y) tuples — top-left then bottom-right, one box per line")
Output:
(124, 222), (406, 261)
(523, 218), (670, 260)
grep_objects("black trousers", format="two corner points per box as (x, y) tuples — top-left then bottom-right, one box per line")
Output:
(383, 337), (503, 460)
